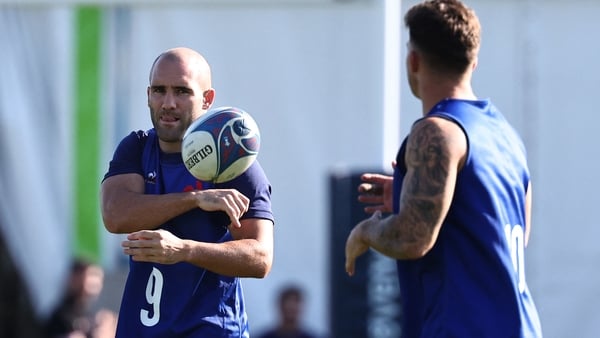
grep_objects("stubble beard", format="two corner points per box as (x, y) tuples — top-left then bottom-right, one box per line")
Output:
(150, 108), (192, 144)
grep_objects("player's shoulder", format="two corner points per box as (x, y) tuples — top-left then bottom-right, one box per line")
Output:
(408, 116), (467, 166)
(215, 161), (272, 202)
(116, 129), (153, 149)
(127, 129), (153, 143)
(410, 115), (465, 143)
(219, 161), (269, 186)
(111, 129), (156, 165)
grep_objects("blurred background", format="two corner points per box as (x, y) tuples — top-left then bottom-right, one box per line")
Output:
(1, 0), (599, 337)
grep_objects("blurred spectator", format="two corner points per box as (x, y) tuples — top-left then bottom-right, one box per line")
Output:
(0, 230), (43, 338)
(43, 258), (117, 338)
(257, 284), (318, 338)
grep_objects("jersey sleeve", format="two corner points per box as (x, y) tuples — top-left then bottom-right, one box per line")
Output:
(217, 160), (274, 224)
(102, 130), (147, 182)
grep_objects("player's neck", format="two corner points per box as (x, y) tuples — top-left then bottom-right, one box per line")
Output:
(419, 78), (476, 115)
(158, 139), (182, 154)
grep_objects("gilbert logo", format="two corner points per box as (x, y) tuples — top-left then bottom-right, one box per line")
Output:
(146, 171), (157, 184)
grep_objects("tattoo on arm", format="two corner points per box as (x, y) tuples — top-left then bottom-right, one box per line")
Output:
(364, 118), (461, 259)
(406, 121), (449, 196)
(397, 120), (450, 245)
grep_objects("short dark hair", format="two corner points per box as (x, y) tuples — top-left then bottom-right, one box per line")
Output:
(405, 0), (481, 74)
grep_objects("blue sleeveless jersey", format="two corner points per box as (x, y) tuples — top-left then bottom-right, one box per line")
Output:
(392, 99), (542, 338)
(103, 129), (274, 338)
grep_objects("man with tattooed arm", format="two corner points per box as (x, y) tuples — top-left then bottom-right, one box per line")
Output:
(344, 1), (542, 337)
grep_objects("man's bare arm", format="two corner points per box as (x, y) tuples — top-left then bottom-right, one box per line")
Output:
(351, 117), (466, 261)
(101, 173), (249, 233)
(123, 218), (274, 278)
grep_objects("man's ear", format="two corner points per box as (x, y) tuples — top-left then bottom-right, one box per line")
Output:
(471, 57), (478, 71)
(147, 86), (151, 107)
(408, 49), (420, 73)
(202, 89), (215, 110)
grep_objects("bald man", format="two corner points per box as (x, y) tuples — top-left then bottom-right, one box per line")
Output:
(101, 47), (274, 337)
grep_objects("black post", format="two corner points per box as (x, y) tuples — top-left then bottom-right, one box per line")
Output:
(328, 170), (403, 338)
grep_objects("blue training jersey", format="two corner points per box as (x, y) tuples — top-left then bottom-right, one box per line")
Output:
(392, 99), (542, 338)
(103, 129), (274, 338)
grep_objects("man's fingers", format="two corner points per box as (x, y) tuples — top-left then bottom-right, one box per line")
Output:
(358, 194), (384, 204)
(345, 257), (355, 276)
(358, 183), (383, 195)
(361, 173), (390, 184)
(127, 230), (160, 241)
(229, 216), (242, 228)
(357, 183), (370, 192)
(122, 239), (154, 250)
(219, 192), (249, 228)
(223, 203), (242, 228)
(363, 205), (386, 214)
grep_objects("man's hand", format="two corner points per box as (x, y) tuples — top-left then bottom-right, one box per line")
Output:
(122, 229), (187, 264)
(194, 189), (250, 228)
(358, 173), (394, 214)
(345, 211), (381, 276)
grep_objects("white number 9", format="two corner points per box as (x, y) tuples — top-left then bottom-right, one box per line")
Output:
(140, 267), (163, 327)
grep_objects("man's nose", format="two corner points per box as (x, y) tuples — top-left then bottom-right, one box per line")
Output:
(162, 91), (176, 109)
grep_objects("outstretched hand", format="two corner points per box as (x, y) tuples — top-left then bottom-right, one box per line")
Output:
(357, 173), (394, 214)
(345, 210), (382, 276)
